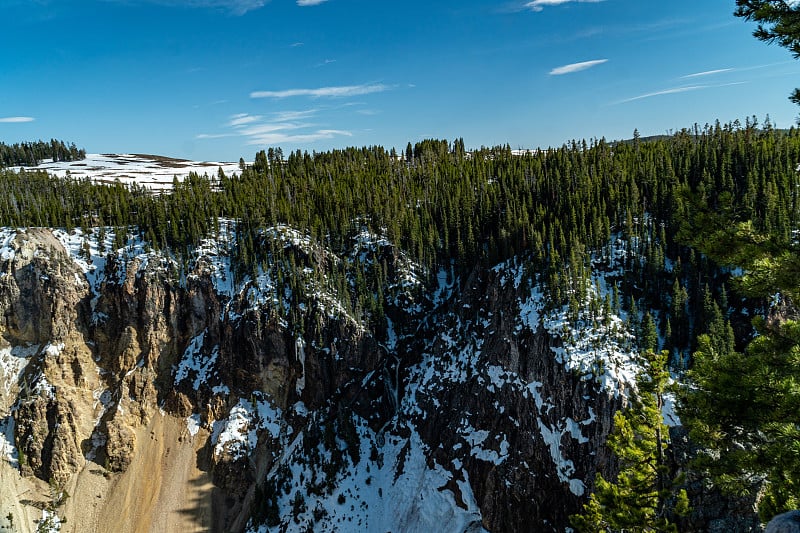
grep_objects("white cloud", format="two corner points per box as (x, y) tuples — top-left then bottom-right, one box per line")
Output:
(245, 129), (351, 145)
(250, 83), (390, 99)
(271, 109), (319, 121)
(104, 0), (267, 15)
(549, 59), (607, 75)
(622, 86), (705, 102)
(228, 113), (262, 126)
(681, 68), (733, 79)
(616, 81), (747, 104)
(198, 107), (354, 146)
(238, 122), (307, 136)
(297, 0), (328, 5)
(526, 0), (604, 12)
(196, 133), (237, 139)
(678, 62), (793, 81)
(0, 116), (35, 123)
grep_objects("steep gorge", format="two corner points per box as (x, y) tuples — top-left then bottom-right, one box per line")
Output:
(0, 226), (759, 532)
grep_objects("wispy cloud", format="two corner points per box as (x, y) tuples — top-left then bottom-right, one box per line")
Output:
(549, 59), (607, 76)
(272, 110), (319, 121)
(681, 68), (733, 79)
(297, 0), (328, 5)
(228, 113), (262, 126)
(196, 133), (237, 139)
(525, 0), (604, 12)
(192, 99), (229, 109)
(621, 86), (706, 102)
(244, 130), (351, 145)
(616, 82), (747, 104)
(250, 83), (390, 99)
(197, 109), (352, 146)
(104, 0), (268, 15)
(0, 116), (35, 123)
(679, 62), (793, 80)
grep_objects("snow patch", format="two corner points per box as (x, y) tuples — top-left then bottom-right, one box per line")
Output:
(44, 343), (65, 358)
(0, 229), (16, 262)
(33, 373), (56, 400)
(0, 416), (19, 466)
(541, 287), (638, 395)
(37, 508), (62, 533)
(191, 222), (237, 299)
(186, 414), (202, 437)
(661, 392), (681, 427)
(537, 418), (585, 496)
(295, 337), (306, 396)
(248, 419), (486, 533)
(0, 344), (38, 397)
(174, 330), (222, 389)
(212, 395), (283, 461)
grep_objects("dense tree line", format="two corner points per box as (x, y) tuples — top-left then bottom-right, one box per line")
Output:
(0, 139), (86, 167)
(0, 121), (796, 344)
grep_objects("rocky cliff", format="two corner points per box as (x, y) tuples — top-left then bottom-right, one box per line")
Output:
(0, 226), (760, 532)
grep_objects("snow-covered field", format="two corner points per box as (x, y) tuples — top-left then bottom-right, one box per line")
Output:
(11, 153), (243, 191)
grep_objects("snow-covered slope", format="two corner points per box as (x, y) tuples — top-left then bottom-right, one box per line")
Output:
(11, 153), (242, 191)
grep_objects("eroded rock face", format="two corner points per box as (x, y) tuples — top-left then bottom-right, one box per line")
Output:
(407, 266), (623, 532)
(1, 228), (388, 518)
(0, 228), (764, 533)
(0, 229), (85, 346)
(0, 230), (90, 485)
(15, 396), (80, 482)
(105, 416), (136, 472)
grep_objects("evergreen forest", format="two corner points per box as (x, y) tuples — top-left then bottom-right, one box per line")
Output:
(1, 121), (796, 339)
(1, 118), (798, 524)
(0, 139), (86, 168)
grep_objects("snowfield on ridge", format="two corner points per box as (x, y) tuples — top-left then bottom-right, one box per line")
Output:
(11, 153), (243, 191)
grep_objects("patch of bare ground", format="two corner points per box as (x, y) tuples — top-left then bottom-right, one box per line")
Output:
(0, 460), (51, 532)
(62, 412), (217, 533)
(130, 155), (195, 168)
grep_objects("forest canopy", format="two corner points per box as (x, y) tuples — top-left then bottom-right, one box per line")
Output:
(0, 120), (795, 358)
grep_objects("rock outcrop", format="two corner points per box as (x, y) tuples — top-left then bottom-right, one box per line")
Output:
(407, 265), (623, 531)
(766, 511), (800, 533)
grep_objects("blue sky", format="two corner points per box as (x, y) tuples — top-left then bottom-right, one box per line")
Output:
(2, 0), (800, 162)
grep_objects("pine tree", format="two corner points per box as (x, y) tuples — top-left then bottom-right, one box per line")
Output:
(680, 217), (800, 520)
(571, 351), (688, 532)
(640, 311), (658, 354)
(735, 1), (800, 104)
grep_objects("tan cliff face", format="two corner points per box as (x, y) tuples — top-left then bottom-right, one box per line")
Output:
(0, 230), (93, 485)
(0, 229), (222, 531)
(0, 227), (391, 532)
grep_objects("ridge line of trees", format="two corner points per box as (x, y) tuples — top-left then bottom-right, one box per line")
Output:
(0, 139), (86, 168)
